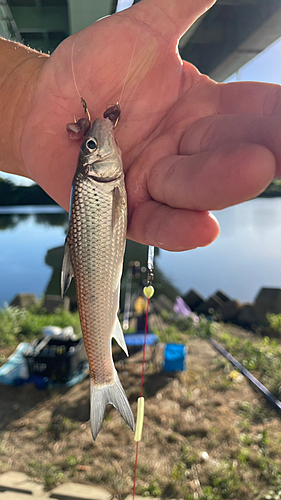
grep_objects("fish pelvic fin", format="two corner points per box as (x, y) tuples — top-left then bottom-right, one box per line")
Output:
(112, 318), (129, 357)
(61, 239), (73, 300)
(90, 371), (135, 440)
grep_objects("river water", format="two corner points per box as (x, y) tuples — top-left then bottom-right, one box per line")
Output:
(0, 198), (281, 307)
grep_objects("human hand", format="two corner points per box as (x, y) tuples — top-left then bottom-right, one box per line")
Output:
(16, 0), (280, 250)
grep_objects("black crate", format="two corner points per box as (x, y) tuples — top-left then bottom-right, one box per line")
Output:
(24, 337), (87, 384)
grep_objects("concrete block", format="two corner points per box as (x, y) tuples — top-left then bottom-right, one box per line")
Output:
(10, 293), (37, 308)
(197, 294), (224, 315)
(214, 290), (230, 303)
(125, 496), (160, 500)
(43, 295), (70, 313)
(50, 482), (112, 500)
(220, 300), (241, 322)
(183, 289), (204, 311)
(0, 471), (43, 496)
(255, 287), (281, 320)
(236, 304), (259, 327)
(0, 491), (51, 499)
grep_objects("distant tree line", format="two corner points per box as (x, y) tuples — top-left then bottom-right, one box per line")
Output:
(0, 178), (56, 206)
(259, 179), (281, 198)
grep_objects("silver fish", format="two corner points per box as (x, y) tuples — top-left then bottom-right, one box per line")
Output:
(61, 118), (135, 439)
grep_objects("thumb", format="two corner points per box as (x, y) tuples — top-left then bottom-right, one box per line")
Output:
(138, 0), (217, 39)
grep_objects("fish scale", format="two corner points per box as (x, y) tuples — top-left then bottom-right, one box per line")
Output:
(61, 118), (135, 439)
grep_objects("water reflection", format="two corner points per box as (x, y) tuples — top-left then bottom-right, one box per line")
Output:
(0, 215), (25, 231)
(0, 211), (68, 231)
(1, 198), (281, 306)
(158, 198), (281, 302)
(43, 240), (178, 309)
(35, 213), (68, 228)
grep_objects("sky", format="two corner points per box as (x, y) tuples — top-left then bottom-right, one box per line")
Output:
(1, 17), (281, 187)
(116, 0), (134, 13)
(226, 36), (281, 84)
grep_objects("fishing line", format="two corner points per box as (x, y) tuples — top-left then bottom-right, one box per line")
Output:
(70, 34), (91, 122)
(118, 27), (140, 106)
(132, 294), (150, 500)
(71, 35), (81, 102)
(132, 247), (155, 499)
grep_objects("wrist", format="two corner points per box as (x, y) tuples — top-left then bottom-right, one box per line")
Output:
(0, 38), (48, 179)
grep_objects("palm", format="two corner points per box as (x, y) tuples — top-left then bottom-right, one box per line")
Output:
(21, 0), (280, 251)
(22, 7), (189, 197)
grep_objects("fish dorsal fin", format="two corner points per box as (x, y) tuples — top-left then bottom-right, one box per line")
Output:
(112, 318), (128, 357)
(112, 186), (122, 231)
(61, 239), (74, 300)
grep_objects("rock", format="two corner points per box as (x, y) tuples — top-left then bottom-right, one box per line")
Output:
(125, 496), (160, 500)
(236, 304), (259, 327)
(196, 294), (224, 315)
(10, 293), (37, 308)
(50, 482), (112, 500)
(0, 471), (43, 496)
(255, 287), (281, 322)
(43, 294), (70, 313)
(220, 300), (241, 322)
(0, 493), (49, 500)
(214, 290), (230, 303)
(183, 289), (204, 311)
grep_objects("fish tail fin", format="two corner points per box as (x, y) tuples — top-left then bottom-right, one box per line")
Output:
(90, 371), (135, 440)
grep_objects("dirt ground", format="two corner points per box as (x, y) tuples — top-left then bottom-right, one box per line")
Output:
(0, 333), (281, 499)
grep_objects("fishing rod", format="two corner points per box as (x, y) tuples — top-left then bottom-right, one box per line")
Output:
(208, 337), (281, 413)
(123, 264), (133, 331)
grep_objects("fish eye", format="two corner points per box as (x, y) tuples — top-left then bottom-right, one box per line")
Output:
(86, 139), (98, 152)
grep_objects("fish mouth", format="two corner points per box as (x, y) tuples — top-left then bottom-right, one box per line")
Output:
(86, 171), (123, 183)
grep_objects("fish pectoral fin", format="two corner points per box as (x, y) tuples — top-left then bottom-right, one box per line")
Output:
(61, 239), (74, 300)
(90, 371), (135, 440)
(112, 186), (122, 231)
(112, 318), (129, 357)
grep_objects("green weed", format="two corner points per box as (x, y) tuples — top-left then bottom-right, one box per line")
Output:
(238, 433), (253, 446)
(211, 376), (233, 392)
(0, 440), (7, 456)
(213, 330), (281, 400)
(0, 306), (81, 347)
(0, 307), (27, 347)
(237, 447), (250, 465)
(209, 462), (242, 498)
(237, 401), (267, 424)
(28, 460), (65, 490)
(48, 416), (79, 440)
(154, 325), (187, 344)
(136, 478), (162, 497)
(267, 313), (281, 334)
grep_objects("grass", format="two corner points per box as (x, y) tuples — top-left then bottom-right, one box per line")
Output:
(136, 478), (162, 497)
(0, 304), (81, 348)
(2, 311), (281, 498)
(28, 460), (65, 490)
(211, 328), (281, 399)
(237, 401), (268, 424)
(48, 416), (79, 440)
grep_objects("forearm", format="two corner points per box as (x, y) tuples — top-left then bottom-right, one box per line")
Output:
(0, 37), (48, 178)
